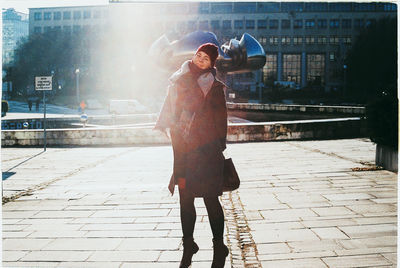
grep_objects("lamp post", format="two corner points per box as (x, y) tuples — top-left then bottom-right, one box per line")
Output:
(75, 68), (80, 105)
(343, 64), (347, 99)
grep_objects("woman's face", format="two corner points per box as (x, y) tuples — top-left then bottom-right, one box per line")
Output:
(193, 51), (212, 70)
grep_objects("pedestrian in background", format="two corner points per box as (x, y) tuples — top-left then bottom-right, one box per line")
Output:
(35, 98), (40, 111)
(155, 43), (229, 268)
(28, 99), (32, 111)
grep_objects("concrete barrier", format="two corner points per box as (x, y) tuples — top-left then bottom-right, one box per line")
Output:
(2, 117), (367, 147)
(227, 103), (365, 115)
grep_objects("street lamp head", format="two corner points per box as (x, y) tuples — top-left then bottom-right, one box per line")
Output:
(75, 68), (80, 74)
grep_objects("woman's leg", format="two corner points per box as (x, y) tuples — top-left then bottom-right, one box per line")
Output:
(178, 185), (196, 239)
(204, 196), (229, 267)
(178, 186), (199, 268)
(203, 195), (224, 240)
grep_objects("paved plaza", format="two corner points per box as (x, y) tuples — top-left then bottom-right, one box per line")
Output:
(1, 138), (397, 267)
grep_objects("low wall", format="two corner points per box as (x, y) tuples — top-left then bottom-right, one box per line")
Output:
(2, 117), (366, 147)
(227, 103), (365, 115)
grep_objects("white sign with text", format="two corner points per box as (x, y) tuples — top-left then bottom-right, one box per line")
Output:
(35, 76), (52, 91)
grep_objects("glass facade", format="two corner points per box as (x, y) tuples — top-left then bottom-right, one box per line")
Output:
(53, 12), (61, 20)
(222, 20), (231, 29)
(233, 2), (256, 13)
(258, 19), (267, 29)
(307, 54), (325, 85)
(269, 19), (278, 29)
(234, 20), (243, 29)
(263, 54), (277, 82)
(44, 12), (51, 20)
(246, 20), (255, 29)
(294, 19), (303, 29)
(281, 19), (290, 29)
(283, 54), (301, 84)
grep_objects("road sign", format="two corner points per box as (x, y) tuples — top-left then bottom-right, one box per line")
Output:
(35, 76), (52, 91)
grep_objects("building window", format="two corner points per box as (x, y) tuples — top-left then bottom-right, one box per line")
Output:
(199, 2), (209, 13)
(211, 20), (220, 30)
(222, 20), (231, 29)
(317, 36), (327, 45)
(258, 20), (267, 29)
(281, 2), (304, 12)
(34, 12), (42, 21)
(293, 36), (303, 45)
(281, 36), (291, 45)
(269, 19), (278, 29)
(305, 2), (328, 12)
(263, 54), (277, 82)
(63, 25), (71, 33)
(94, 10), (101, 18)
(246, 20), (255, 29)
(44, 26), (51, 32)
(283, 54), (301, 84)
(329, 19), (340, 29)
(210, 3), (232, 13)
(329, 3), (352, 12)
(305, 19), (315, 29)
(269, 36), (279, 45)
(53, 12), (61, 20)
(354, 19), (364, 28)
(63, 11), (71, 20)
(234, 20), (243, 29)
(329, 52), (336, 61)
(342, 19), (352, 29)
(73, 11), (81, 20)
(73, 25), (81, 33)
(329, 36), (339, 45)
(188, 21), (197, 31)
(294, 20), (303, 29)
(199, 20), (209, 30)
(343, 36), (352, 44)
(383, 3), (397, 11)
(44, 12), (51, 20)
(317, 19), (327, 29)
(54, 26), (61, 31)
(258, 36), (267, 45)
(34, 26), (42, 33)
(281, 19), (291, 29)
(354, 3), (376, 11)
(307, 54), (325, 85)
(305, 36), (315, 45)
(257, 2), (280, 12)
(233, 2), (256, 13)
(83, 10), (91, 19)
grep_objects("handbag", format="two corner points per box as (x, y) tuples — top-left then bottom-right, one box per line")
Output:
(223, 158), (240, 191)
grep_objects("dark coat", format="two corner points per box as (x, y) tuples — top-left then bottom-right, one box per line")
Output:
(156, 68), (227, 197)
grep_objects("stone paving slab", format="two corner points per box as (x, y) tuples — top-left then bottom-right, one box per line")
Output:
(2, 138), (397, 267)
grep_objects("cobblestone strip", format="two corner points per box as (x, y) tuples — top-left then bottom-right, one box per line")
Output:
(221, 191), (262, 268)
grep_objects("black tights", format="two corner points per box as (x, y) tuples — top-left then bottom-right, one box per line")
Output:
(179, 188), (225, 240)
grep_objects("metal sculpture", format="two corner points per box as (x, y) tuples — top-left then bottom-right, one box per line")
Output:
(149, 31), (266, 73)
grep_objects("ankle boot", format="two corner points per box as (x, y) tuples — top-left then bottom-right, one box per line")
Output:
(211, 238), (229, 268)
(179, 237), (199, 268)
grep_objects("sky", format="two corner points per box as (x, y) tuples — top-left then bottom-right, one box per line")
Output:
(2, 0), (110, 14)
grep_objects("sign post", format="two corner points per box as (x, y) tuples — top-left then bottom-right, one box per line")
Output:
(35, 76), (52, 151)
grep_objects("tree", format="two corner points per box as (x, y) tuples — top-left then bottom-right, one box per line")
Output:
(345, 17), (397, 103)
(4, 30), (94, 100)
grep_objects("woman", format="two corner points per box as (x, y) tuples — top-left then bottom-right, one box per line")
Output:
(155, 43), (229, 268)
